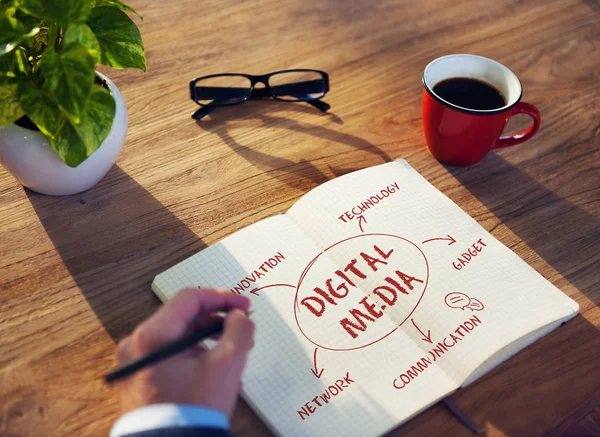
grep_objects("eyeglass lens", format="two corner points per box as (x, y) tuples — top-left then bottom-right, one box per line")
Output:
(194, 75), (252, 106)
(268, 71), (326, 101)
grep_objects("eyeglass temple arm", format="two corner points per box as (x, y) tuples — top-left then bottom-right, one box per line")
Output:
(248, 86), (329, 111)
(307, 99), (330, 112)
(191, 99), (328, 120)
(250, 83), (330, 112)
(193, 80), (326, 101)
(260, 80), (327, 98)
(192, 105), (215, 120)
(254, 82), (330, 111)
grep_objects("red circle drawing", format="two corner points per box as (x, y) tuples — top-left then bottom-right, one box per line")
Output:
(444, 292), (471, 310)
(293, 233), (429, 351)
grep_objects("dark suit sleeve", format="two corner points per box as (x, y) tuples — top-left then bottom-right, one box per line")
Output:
(121, 427), (231, 437)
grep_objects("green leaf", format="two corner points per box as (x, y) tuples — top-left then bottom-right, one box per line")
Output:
(14, 6), (43, 27)
(67, 85), (115, 159)
(91, 0), (142, 20)
(0, 1), (17, 15)
(51, 86), (115, 167)
(88, 7), (145, 71)
(0, 82), (24, 126)
(19, 81), (116, 167)
(15, 0), (90, 26)
(63, 23), (100, 63)
(17, 80), (66, 138)
(40, 44), (95, 123)
(0, 46), (29, 76)
(0, 14), (39, 56)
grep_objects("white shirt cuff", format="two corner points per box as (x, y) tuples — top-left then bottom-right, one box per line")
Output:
(110, 404), (229, 437)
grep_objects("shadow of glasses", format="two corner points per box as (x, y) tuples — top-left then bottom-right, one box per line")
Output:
(194, 100), (393, 193)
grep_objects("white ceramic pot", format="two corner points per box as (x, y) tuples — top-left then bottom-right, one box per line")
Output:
(0, 72), (127, 196)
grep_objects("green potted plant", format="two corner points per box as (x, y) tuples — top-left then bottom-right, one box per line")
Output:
(0, 0), (145, 195)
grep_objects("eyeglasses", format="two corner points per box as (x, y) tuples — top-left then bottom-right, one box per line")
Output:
(189, 69), (330, 120)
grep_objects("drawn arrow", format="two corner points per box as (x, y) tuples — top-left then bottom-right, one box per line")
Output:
(411, 318), (433, 343)
(358, 215), (367, 233)
(249, 284), (295, 296)
(295, 253), (323, 310)
(311, 347), (324, 378)
(421, 234), (456, 246)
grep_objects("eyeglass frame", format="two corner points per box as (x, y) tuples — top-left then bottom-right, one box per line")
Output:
(189, 69), (330, 119)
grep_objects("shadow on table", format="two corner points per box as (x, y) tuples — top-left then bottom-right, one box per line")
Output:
(26, 165), (213, 342)
(196, 100), (392, 191)
(446, 152), (600, 306)
(583, 0), (600, 14)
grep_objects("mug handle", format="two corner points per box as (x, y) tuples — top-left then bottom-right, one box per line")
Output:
(493, 102), (541, 149)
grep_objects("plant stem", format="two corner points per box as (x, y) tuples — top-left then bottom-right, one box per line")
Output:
(48, 24), (60, 50)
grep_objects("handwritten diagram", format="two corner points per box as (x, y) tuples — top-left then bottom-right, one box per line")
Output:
(422, 235), (456, 246)
(227, 236), (488, 384)
(445, 292), (484, 311)
(337, 182), (400, 233)
(219, 181), (490, 386)
(295, 233), (429, 351)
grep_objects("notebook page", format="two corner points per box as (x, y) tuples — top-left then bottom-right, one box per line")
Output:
(152, 214), (456, 436)
(153, 215), (302, 300)
(286, 160), (579, 387)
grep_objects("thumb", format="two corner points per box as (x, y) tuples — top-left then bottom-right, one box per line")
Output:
(216, 309), (255, 358)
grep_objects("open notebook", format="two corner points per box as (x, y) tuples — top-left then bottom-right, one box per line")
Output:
(152, 160), (578, 437)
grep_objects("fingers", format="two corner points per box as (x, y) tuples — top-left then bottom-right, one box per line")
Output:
(116, 336), (134, 365)
(215, 309), (255, 358)
(156, 288), (250, 330)
(189, 313), (224, 333)
(132, 288), (250, 354)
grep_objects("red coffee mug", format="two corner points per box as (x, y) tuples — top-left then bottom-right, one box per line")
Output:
(422, 54), (541, 166)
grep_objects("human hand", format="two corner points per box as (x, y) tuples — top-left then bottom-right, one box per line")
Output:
(114, 288), (254, 416)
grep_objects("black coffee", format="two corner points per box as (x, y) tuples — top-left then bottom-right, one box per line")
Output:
(433, 77), (506, 110)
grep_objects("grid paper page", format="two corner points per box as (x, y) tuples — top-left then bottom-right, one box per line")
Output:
(287, 160), (579, 387)
(153, 214), (457, 436)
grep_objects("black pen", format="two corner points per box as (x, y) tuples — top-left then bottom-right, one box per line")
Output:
(105, 319), (224, 384)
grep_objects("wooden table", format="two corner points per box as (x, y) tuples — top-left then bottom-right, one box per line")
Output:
(1, 0), (599, 436)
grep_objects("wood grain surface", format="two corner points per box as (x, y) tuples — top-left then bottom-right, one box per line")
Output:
(1, 0), (599, 436)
